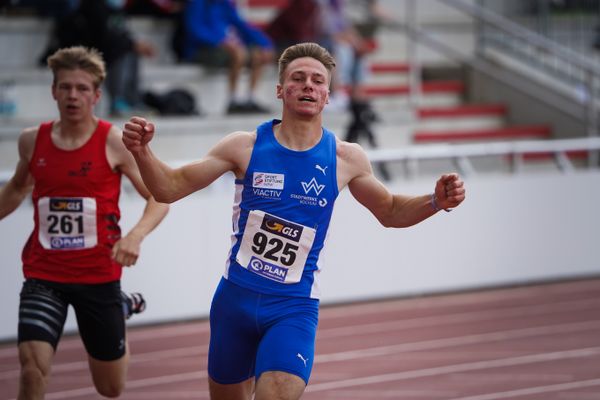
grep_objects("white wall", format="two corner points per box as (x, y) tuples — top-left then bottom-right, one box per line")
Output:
(1, 170), (599, 341)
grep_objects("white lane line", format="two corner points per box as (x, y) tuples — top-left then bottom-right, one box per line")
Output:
(102, 391), (211, 399)
(318, 297), (600, 339)
(0, 321), (209, 358)
(307, 347), (600, 392)
(1, 294), (597, 362)
(2, 280), (598, 359)
(6, 371), (209, 400)
(2, 318), (599, 381)
(319, 280), (600, 319)
(315, 319), (600, 363)
(448, 378), (600, 400)
(29, 347), (600, 399)
(0, 345), (206, 380)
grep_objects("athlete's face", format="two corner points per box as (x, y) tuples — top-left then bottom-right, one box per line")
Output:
(277, 57), (330, 117)
(52, 68), (101, 122)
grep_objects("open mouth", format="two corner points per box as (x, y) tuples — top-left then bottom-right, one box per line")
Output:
(299, 96), (316, 103)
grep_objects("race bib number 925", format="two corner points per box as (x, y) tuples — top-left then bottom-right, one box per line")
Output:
(236, 210), (316, 284)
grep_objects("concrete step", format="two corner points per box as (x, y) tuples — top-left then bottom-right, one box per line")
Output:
(413, 124), (552, 143)
(417, 104), (508, 119)
(0, 57), (464, 120)
(415, 103), (507, 133)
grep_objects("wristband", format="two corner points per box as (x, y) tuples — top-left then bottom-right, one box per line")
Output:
(430, 193), (451, 213)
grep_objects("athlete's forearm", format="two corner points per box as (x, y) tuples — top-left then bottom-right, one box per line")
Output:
(125, 196), (169, 242)
(0, 178), (31, 220)
(380, 194), (438, 228)
(132, 146), (185, 203)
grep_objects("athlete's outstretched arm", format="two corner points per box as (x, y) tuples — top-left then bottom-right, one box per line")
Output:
(107, 127), (169, 266)
(0, 128), (36, 220)
(339, 141), (465, 228)
(123, 116), (253, 203)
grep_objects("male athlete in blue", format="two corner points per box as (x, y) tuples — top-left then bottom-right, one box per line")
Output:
(122, 42), (466, 400)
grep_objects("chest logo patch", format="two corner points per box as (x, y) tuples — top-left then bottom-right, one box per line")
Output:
(253, 172), (284, 190)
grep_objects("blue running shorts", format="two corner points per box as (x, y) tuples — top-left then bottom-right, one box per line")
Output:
(208, 278), (319, 385)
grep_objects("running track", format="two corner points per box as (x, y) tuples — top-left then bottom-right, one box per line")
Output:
(1, 277), (600, 399)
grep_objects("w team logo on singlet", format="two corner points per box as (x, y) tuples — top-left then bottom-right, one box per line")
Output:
(301, 178), (325, 195)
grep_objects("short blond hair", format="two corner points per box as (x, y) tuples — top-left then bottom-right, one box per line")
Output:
(277, 42), (336, 84)
(47, 46), (106, 89)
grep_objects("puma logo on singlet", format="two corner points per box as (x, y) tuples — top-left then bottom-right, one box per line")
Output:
(297, 353), (308, 367)
(315, 164), (328, 175)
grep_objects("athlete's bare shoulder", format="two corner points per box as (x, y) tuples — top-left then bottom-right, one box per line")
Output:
(18, 125), (41, 161)
(335, 138), (372, 189)
(106, 121), (124, 141)
(211, 130), (257, 178)
(336, 137), (365, 162)
(211, 129), (256, 160)
(221, 129), (257, 148)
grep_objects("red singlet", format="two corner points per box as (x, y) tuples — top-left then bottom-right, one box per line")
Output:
(22, 120), (123, 284)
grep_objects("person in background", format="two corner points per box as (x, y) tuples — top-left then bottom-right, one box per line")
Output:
(181, 0), (274, 114)
(40, 0), (157, 117)
(337, 0), (393, 180)
(265, 0), (320, 56)
(0, 46), (168, 399)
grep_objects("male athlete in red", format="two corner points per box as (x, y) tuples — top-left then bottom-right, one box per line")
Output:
(0, 46), (168, 400)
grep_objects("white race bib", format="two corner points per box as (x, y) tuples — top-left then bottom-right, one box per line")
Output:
(37, 197), (97, 250)
(236, 210), (316, 284)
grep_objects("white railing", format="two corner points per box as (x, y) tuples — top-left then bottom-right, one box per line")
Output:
(401, 0), (600, 166)
(4, 137), (596, 185)
(367, 137), (600, 177)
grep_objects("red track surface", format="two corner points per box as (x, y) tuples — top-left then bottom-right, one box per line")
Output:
(1, 278), (600, 399)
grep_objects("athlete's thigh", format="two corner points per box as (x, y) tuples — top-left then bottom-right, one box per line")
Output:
(70, 281), (126, 362)
(18, 279), (69, 351)
(208, 279), (261, 384)
(255, 296), (319, 385)
(208, 376), (255, 400)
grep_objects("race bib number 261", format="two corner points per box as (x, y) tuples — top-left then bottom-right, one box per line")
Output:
(236, 210), (316, 284)
(37, 197), (97, 250)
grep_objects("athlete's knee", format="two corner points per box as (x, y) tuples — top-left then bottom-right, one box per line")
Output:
(18, 342), (53, 392)
(94, 379), (125, 398)
(19, 360), (50, 396)
(255, 371), (306, 400)
(89, 357), (128, 398)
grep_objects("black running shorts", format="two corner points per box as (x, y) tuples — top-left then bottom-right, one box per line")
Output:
(18, 278), (127, 361)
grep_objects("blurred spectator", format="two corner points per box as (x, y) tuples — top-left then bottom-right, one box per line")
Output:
(317, 0), (385, 111)
(2, 0), (79, 17)
(181, 0), (274, 114)
(265, 0), (320, 56)
(322, 0), (391, 180)
(40, 0), (156, 117)
(126, 0), (184, 17)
